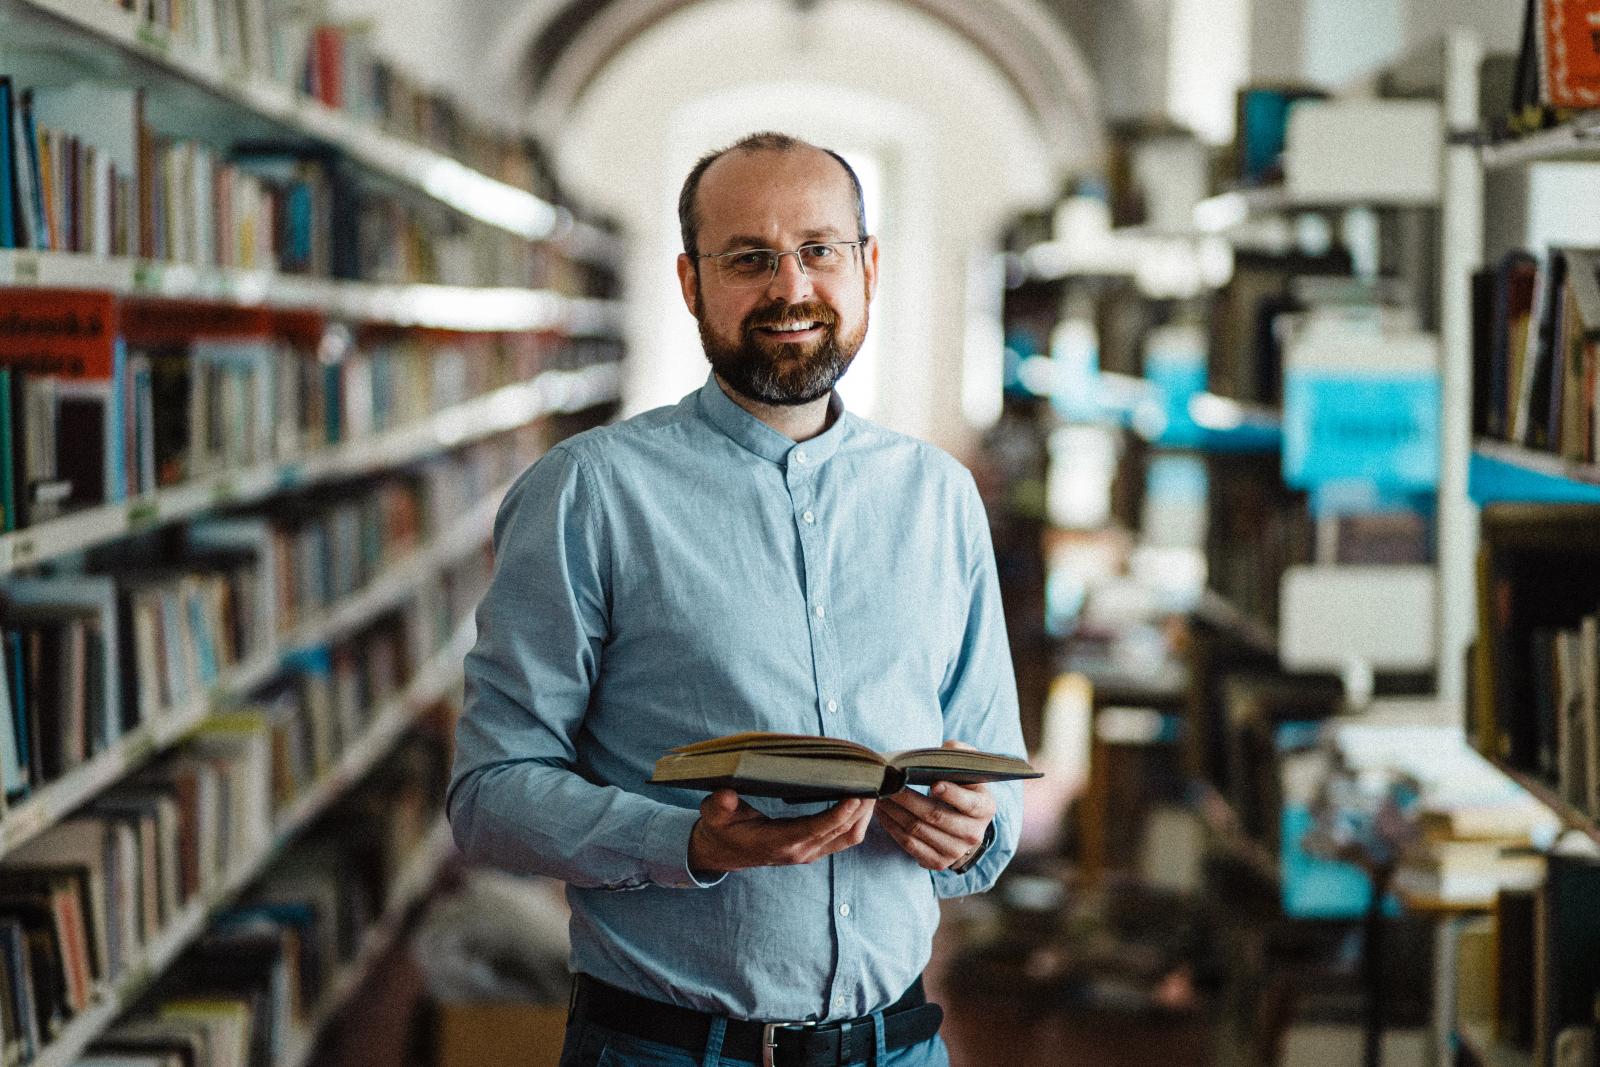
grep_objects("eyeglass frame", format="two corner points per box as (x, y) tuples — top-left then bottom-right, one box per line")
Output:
(693, 237), (871, 287)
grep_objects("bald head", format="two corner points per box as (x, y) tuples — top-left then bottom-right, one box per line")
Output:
(678, 132), (867, 257)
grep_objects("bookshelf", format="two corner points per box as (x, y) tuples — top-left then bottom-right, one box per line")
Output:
(0, 361), (618, 573)
(0, 465), (512, 862)
(0, 0), (628, 1058)
(0, 0), (622, 264)
(0, 251), (622, 334)
(1480, 117), (1600, 170)
(1487, 758), (1600, 849)
(1469, 440), (1600, 506)
(23, 614), (473, 1067)
(279, 817), (456, 1067)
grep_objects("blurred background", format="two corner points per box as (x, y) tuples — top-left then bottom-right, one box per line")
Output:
(3, 0), (1600, 1065)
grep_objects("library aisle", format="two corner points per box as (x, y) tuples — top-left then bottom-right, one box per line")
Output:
(2, 0), (1599, 1066)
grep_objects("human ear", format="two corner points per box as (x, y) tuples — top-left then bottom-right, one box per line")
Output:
(862, 236), (880, 302)
(676, 253), (701, 318)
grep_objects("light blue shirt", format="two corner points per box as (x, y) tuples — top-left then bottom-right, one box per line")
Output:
(447, 374), (1023, 1023)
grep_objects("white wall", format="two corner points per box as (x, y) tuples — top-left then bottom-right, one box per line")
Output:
(552, 0), (1059, 459)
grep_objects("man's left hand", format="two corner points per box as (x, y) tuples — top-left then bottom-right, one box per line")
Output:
(875, 741), (995, 871)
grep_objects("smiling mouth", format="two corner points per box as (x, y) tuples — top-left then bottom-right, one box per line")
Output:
(754, 319), (826, 338)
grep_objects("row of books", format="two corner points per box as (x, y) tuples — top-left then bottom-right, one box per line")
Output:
(74, 716), (452, 1067)
(94, 0), (560, 204)
(1472, 508), (1600, 811)
(0, 426), (521, 806)
(0, 288), (570, 531)
(0, 652), (456, 1066)
(0, 78), (575, 290)
(1471, 247), (1600, 462)
(1460, 855), (1600, 1067)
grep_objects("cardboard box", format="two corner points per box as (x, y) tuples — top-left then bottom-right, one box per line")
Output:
(436, 1002), (569, 1067)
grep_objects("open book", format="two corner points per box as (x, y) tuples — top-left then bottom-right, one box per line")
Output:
(649, 732), (1041, 802)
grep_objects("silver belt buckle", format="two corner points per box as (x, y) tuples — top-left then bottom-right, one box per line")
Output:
(761, 1019), (817, 1067)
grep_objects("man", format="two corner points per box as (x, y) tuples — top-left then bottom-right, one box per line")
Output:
(447, 131), (1024, 1067)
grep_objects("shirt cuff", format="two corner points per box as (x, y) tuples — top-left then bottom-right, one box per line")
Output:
(640, 803), (727, 889)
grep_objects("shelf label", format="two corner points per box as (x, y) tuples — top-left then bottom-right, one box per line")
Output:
(134, 24), (170, 53)
(121, 733), (157, 767)
(11, 256), (39, 286)
(211, 476), (239, 504)
(126, 499), (160, 528)
(132, 262), (163, 292)
(9, 537), (36, 566)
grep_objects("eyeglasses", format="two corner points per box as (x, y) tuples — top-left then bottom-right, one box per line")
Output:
(696, 239), (868, 289)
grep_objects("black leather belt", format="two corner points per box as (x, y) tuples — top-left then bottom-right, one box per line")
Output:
(569, 974), (943, 1066)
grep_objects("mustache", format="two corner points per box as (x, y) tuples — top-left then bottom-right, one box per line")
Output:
(745, 302), (838, 331)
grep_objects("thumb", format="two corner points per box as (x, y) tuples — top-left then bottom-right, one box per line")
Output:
(701, 788), (742, 820)
(942, 739), (975, 751)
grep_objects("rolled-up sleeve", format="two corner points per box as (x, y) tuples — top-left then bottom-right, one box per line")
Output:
(931, 479), (1025, 899)
(446, 444), (715, 890)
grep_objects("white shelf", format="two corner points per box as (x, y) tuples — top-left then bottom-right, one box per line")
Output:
(280, 818), (455, 1067)
(0, 647), (278, 854)
(1481, 118), (1600, 169)
(26, 618), (472, 1067)
(0, 251), (623, 336)
(0, 478), (499, 865)
(0, 361), (619, 574)
(1, 0), (623, 264)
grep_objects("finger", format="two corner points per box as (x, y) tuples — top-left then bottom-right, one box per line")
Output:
(779, 797), (865, 841)
(884, 789), (987, 840)
(878, 811), (948, 870)
(941, 740), (976, 751)
(700, 788), (741, 819)
(930, 781), (995, 820)
(876, 801), (971, 856)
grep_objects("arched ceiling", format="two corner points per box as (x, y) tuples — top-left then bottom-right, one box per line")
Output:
(513, 0), (1103, 175)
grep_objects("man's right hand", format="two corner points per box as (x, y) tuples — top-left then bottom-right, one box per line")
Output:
(688, 789), (875, 875)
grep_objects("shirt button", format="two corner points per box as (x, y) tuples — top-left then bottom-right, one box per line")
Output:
(827, 699), (839, 713)
(803, 510), (815, 524)
(838, 903), (851, 917)
(814, 605), (825, 619)
(794, 450), (808, 464)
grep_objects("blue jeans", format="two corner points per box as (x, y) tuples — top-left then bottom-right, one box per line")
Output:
(557, 1014), (952, 1067)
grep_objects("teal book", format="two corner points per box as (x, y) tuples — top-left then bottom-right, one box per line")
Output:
(0, 367), (14, 532)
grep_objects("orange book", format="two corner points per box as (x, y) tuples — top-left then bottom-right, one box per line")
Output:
(1540, 0), (1600, 108)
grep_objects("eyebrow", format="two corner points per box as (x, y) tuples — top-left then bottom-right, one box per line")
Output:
(713, 228), (849, 252)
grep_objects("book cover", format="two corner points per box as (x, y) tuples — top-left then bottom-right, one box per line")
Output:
(1538, 0), (1600, 108)
(0, 77), (14, 250)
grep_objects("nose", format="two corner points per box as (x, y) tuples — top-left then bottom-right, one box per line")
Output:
(764, 250), (814, 303)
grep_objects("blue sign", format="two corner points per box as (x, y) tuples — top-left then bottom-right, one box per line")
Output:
(1283, 371), (1439, 491)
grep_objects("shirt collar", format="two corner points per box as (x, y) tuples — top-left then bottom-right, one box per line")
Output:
(695, 373), (847, 467)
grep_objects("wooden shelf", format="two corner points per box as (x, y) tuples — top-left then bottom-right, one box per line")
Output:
(0, 361), (618, 575)
(0, 0), (621, 265)
(0, 251), (622, 335)
(1481, 119), (1600, 169)
(26, 617), (473, 1067)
